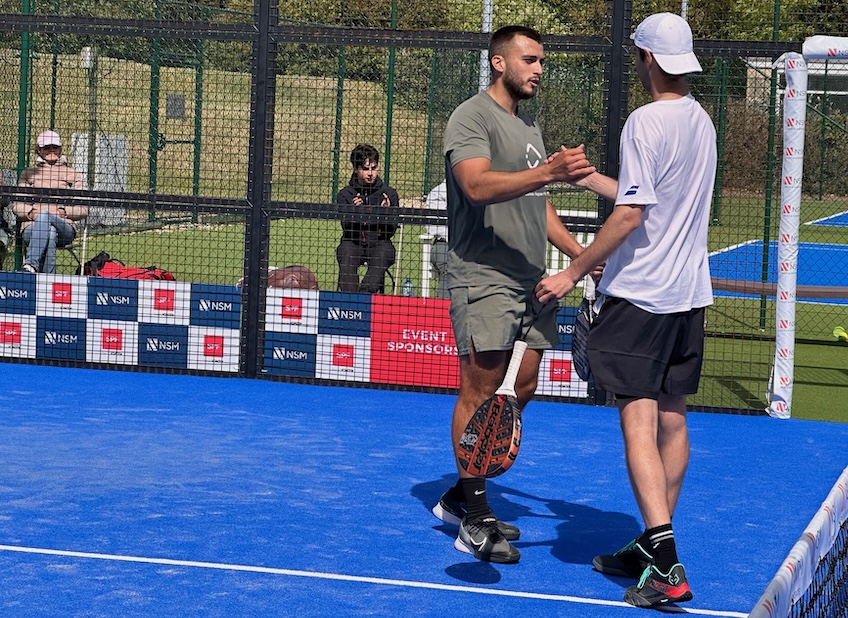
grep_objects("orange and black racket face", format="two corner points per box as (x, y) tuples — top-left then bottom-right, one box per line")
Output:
(457, 394), (523, 478)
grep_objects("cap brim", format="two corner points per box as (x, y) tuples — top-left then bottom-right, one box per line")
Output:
(652, 52), (702, 75)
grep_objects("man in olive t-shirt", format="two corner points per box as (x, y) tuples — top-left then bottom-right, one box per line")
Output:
(429, 25), (596, 564)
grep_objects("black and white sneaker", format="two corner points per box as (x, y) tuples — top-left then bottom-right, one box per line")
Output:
(454, 516), (520, 564)
(18, 264), (37, 274)
(432, 490), (520, 541)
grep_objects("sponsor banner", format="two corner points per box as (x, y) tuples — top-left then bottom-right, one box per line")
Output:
(138, 280), (192, 325)
(87, 277), (139, 322)
(315, 334), (371, 382)
(86, 319), (139, 365)
(554, 305), (579, 351)
(0, 272), (37, 315)
(137, 323), (190, 368)
(370, 296), (459, 388)
(263, 332), (317, 377)
(266, 288), (319, 334)
(187, 326), (239, 372)
(536, 350), (588, 398)
(36, 274), (88, 319)
(190, 284), (241, 329)
(0, 312), (37, 359)
(36, 315), (86, 361)
(317, 292), (372, 337)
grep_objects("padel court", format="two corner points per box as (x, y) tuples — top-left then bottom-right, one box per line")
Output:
(0, 362), (846, 617)
(709, 240), (848, 304)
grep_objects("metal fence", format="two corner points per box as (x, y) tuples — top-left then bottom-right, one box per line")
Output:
(0, 0), (846, 413)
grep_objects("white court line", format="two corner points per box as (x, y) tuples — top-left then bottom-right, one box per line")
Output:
(804, 209), (848, 226)
(0, 544), (747, 617)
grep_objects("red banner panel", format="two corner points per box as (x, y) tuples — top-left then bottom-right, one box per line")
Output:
(370, 296), (459, 389)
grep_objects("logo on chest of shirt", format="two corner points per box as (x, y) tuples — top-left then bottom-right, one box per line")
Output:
(525, 143), (543, 169)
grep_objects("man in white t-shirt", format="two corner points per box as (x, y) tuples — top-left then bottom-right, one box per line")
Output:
(425, 181), (448, 298)
(534, 12), (716, 607)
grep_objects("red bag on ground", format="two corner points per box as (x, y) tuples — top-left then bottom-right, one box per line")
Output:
(82, 251), (175, 280)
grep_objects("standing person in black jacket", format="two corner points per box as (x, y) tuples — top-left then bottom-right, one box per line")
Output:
(336, 144), (400, 293)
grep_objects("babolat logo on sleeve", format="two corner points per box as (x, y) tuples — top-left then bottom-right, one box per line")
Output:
(190, 284), (241, 329)
(137, 323), (189, 368)
(263, 331), (316, 377)
(318, 292), (371, 337)
(87, 278), (138, 321)
(36, 316), (86, 361)
(0, 272), (36, 315)
(624, 185), (639, 196)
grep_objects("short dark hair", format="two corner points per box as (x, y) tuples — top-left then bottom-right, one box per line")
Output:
(350, 143), (380, 168)
(488, 26), (542, 63)
(637, 47), (681, 80)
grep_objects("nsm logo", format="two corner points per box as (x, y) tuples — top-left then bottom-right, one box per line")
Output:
(146, 338), (181, 351)
(327, 307), (363, 320)
(199, 299), (233, 312)
(0, 287), (28, 300)
(45, 331), (78, 345)
(272, 347), (308, 361)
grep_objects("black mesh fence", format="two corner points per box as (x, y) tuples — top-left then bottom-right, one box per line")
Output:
(0, 0), (846, 413)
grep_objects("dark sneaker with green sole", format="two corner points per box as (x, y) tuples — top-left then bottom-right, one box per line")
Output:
(624, 563), (694, 607)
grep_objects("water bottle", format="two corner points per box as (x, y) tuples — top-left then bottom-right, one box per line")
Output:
(401, 277), (414, 297)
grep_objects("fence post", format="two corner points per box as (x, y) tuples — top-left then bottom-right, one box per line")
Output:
(241, 0), (278, 377)
(599, 0), (630, 221)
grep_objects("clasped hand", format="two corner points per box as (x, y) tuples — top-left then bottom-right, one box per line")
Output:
(545, 145), (595, 183)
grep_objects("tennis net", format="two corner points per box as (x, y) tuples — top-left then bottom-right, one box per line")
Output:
(749, 465), (848, 618)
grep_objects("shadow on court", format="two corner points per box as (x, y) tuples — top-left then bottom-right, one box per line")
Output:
(411, 474), (641, 581)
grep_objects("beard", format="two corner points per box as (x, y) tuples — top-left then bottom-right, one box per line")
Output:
(502, 70), (537, 100)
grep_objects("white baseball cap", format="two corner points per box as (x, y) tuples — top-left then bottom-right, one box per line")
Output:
(631, 12), (702, 75)
(36, 130), (62, 147)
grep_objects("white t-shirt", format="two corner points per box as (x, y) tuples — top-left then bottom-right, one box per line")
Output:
(600, 94), (716, 314)
(425, 181), (448, 239)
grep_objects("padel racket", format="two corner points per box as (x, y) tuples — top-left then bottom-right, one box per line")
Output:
(572, 274), (596, 382)
(457, 301), (538, 478)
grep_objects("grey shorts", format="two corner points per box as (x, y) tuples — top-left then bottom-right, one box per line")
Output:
(449, 285), (558, 356)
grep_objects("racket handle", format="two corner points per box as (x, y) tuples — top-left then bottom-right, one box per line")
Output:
(496, 340), (528, 398)
(583, 274), (596, 301)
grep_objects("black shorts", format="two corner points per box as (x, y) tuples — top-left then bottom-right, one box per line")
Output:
(587, 296), (705, 399)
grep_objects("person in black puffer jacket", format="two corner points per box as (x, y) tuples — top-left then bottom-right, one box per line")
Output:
(336, 143), (400, 293)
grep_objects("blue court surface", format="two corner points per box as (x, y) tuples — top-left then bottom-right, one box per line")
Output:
(1, 363), (847, 617)
(710, 240), (848, 303)
(807, 210), (848, 227)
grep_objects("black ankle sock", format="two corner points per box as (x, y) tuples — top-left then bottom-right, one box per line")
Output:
(640, 524), (678, 572)
(458, 477), (490, 521)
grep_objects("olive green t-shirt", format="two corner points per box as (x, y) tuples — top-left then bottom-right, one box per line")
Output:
(443, 91), (548, 289)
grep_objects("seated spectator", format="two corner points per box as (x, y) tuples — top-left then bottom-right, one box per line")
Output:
(425, 181), (448, 299)
(12, 130), (88, 274)
(0, 175), (11, 270)
(336, 144), (399, 293)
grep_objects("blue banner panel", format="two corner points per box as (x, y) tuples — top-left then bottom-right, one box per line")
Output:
(317, 292), (372, 337)
(190, 284), (241, 329)
(137, 323), (190, 368)
(36, 316), (86, 361)
(87, 278), (139, 321)
(263, 332), (317, 378)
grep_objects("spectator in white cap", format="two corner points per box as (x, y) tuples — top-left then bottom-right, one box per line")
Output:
(534, 11), (716, 608)
(12, 130), (88, 273)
